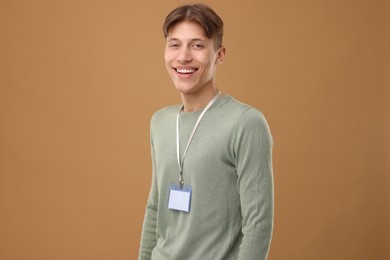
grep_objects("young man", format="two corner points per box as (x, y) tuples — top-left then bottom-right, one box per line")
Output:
(139, 4), (273, 260)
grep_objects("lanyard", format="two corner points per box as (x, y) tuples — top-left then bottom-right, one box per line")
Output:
(176, 92), (221, 188)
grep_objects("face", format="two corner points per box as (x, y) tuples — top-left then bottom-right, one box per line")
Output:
(164, 21), (225, 95)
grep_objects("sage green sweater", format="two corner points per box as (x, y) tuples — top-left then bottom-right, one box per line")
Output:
(139, 95), (274, 260)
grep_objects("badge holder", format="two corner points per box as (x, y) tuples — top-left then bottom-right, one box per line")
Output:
(168, 184), (192, 213)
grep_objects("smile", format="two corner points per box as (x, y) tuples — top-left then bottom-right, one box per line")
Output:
(175, 68), (198, 74)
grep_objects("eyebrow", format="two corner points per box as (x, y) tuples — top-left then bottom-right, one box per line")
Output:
(167, 38), (206, 43)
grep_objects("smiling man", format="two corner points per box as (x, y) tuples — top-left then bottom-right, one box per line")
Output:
(138, 4), (274, 260)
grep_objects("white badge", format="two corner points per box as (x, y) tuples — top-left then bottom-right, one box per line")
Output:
(168, 184), (192, 212)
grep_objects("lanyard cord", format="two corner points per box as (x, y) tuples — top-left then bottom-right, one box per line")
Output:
(176, 92), (221, 188)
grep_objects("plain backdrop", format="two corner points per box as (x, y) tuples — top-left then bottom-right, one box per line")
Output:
(0, 0), (389, 259)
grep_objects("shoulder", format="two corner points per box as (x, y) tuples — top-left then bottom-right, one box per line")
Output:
(222, 96), (272, 142)
(238, 106), (269, 130)
(151, 104), (181, 126)
(221, 95), (269, 126)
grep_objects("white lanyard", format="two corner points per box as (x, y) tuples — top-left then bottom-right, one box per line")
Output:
(176, 92), (221, 188)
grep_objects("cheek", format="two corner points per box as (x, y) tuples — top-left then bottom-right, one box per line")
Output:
(202, 58), (216, 72)
(164, 54), (169, 65)
(164, 51), (173, 64)
(199, 52), (216, 67)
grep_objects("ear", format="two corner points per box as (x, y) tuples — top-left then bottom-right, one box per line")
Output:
(215, 46), (227, 64)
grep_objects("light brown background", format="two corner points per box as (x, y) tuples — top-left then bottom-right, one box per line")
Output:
(0, 0), (388, 259)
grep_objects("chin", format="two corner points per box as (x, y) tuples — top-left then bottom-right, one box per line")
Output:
(174, 83), (199, 94)
(175, 87), (195, 95)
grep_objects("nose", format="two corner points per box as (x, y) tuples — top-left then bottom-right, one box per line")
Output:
(177, 47), (192, 63)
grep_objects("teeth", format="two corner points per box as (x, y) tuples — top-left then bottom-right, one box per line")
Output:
(176, 68), (196, 74)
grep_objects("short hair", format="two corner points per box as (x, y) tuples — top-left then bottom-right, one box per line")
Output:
(163, 4), (224, 49)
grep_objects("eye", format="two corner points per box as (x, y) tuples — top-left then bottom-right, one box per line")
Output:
(168, 44), (179, 48)
(192, 43), (204, 49)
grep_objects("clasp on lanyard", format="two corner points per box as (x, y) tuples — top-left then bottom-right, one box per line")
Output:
(178, 171), (184, 189)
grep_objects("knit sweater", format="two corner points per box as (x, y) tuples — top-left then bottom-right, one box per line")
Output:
(138, 94), (274, 260)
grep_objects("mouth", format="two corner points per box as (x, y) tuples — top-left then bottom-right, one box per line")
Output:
(174, 67), (198, 75)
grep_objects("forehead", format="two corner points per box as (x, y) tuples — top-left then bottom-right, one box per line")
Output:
(167, 21), (208, 40)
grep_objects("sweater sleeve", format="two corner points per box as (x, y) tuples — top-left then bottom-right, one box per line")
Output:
(234, 108), (274, 260)
(138, 141), (158, 260)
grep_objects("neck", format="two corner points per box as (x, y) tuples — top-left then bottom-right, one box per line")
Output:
(181, 87), (220, 112)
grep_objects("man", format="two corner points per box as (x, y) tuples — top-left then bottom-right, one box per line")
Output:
(138, 4), (274, 260)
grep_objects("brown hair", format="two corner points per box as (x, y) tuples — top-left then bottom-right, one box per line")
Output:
(163, 4), (224, 49)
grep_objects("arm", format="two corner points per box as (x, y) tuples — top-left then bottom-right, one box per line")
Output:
(138, 143), (158, 260)
(234, 108), (274, 260)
